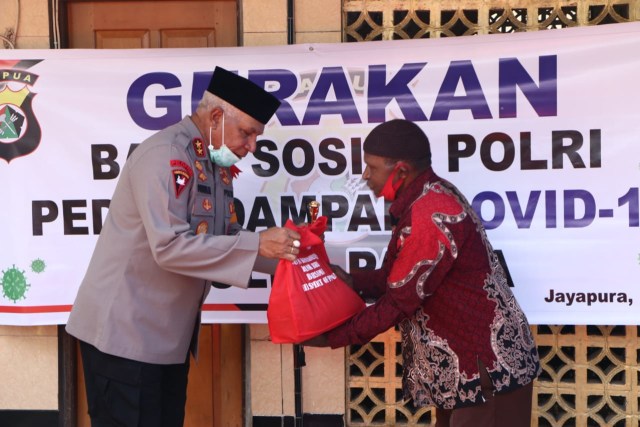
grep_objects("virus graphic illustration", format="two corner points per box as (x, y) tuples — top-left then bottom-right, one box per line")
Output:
(1, 264), (30, 303)
(31, 258), (46, 273)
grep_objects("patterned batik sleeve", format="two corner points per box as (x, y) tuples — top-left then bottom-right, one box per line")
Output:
(326, 188), (468, 348)
(387, 188), (468, 303)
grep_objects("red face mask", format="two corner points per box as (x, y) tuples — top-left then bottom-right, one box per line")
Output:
(379, 164), (404, 201)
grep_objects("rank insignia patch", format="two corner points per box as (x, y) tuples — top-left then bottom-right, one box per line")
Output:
(192, 138), (206, 158)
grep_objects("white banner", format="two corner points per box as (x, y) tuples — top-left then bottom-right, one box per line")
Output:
(1, 22), (639, 325)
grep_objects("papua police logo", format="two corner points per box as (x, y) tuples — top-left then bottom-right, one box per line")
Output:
(0, 60), (42, 163)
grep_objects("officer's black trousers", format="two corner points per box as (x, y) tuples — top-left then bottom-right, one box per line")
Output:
(79, 341), (190, 427)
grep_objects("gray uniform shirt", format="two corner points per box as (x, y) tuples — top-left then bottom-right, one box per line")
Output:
(66, 116), (259, 364)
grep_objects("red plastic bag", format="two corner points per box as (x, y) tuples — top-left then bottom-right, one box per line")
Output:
(267, 217), (366, 344)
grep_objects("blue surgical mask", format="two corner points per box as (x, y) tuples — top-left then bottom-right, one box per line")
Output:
(208, 114), (240, 167)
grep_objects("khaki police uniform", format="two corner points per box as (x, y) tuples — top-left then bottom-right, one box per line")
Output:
(66, 116), (259, 365)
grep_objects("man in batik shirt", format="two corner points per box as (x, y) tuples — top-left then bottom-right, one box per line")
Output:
(304, 119), (540, 427)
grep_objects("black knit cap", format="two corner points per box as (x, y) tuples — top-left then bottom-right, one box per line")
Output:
(207, 66), (281, 124)
(363, 119), (431, 161)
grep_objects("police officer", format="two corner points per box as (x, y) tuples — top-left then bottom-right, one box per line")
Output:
(66, 67), (300, 427)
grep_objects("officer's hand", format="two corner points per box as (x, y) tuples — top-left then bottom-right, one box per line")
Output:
(258, 227), (301, 262)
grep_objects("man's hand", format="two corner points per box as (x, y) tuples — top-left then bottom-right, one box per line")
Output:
(300, 333), (329, 347)
(330, 264), (354, 289)
(258, 227), (302, 262)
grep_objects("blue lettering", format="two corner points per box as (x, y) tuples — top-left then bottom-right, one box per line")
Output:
(368, 63), (427, 123)
(191, 71), (213, 113)
(472, 191), (505, 230)
(302, 67), (361, 125)
(564, 189), (595, 228)
(506, 191), (541, 228)
(127, 72), (182, 130)
(126, 56), (559, 129)
(499, 55), (557, 118)
(546, 190), (557, 228)
(472, 189), (600, 230)
(431, 60), (492, 120)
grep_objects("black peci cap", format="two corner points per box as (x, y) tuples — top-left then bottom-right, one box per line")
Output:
(363, 119), (431, 162)
(207, 66), (281, 124)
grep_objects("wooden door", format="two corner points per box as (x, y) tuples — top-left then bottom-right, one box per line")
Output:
(65, 0), (237, 48)
(75, 325), (244, 427)
(63, 1), (243, 426)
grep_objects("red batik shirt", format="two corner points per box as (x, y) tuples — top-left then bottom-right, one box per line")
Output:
(326, 168), (540, 409)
